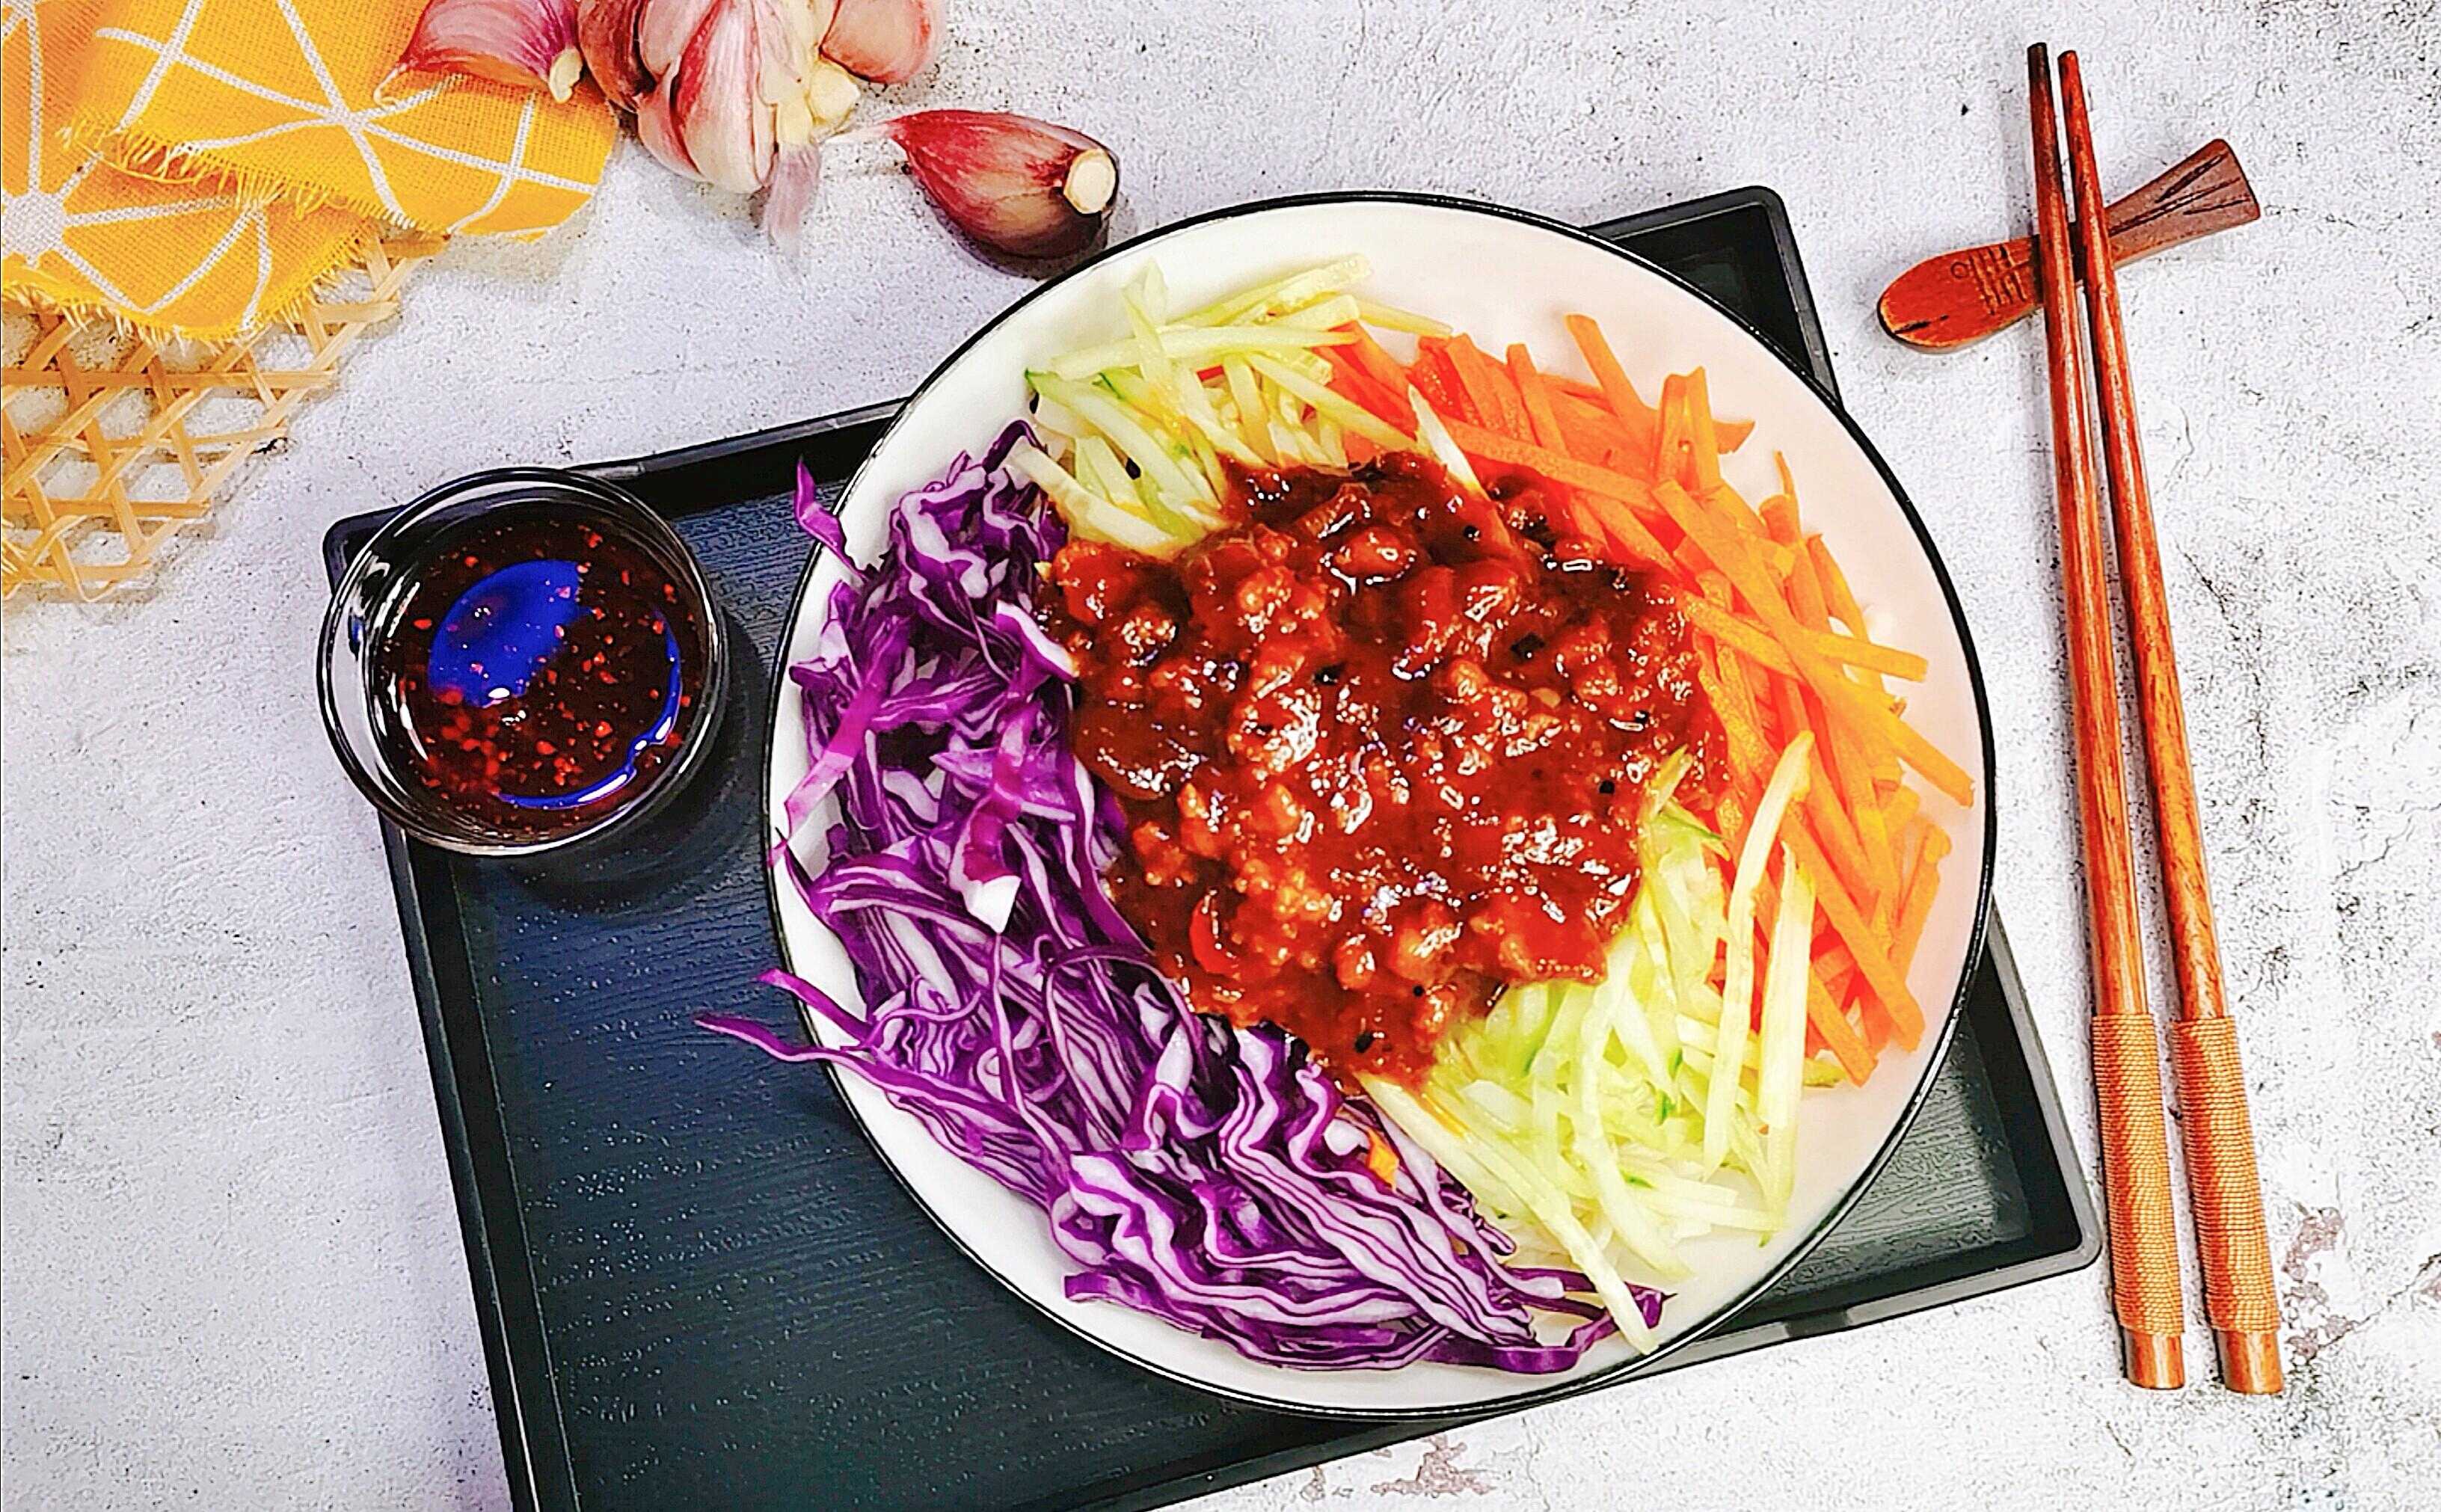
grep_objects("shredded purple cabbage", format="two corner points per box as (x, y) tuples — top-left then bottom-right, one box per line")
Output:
(706, 423), (1657, 1371)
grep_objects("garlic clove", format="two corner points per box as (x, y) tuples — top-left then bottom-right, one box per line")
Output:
(867, 110), (1119, 259)
(635, 0), (722, 78)
(574, 0), (651, 109)
(820, 0), (936, 84)
(394, 0), (585, 101)
(634, 80), (698, 176)
(669, 0), (774, 192)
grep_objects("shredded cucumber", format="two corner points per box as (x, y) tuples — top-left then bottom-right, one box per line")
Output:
(1017, 258), (1443, 556)
(1363, 739), (1845, 1349)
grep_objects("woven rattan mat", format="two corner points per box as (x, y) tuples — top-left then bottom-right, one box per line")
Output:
(3, 233), (443, 600)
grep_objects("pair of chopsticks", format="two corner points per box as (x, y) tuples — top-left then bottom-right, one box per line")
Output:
(2024, 46), (2284, 1394)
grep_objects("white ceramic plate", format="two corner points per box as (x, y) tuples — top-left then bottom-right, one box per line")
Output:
(765, 194), (1994, 1416)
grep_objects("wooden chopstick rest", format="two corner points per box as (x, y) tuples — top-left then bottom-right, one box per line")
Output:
(1880, 138), (2259, 351)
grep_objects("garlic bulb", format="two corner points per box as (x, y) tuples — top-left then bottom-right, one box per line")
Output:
(820, 0), (937, 84)
(576, 0), (861, 243)
(864, 110), (1117, 259)
(394, 0), (585, 100)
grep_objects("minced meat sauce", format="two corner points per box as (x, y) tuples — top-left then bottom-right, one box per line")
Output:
(1044, 452), (1721, 1087)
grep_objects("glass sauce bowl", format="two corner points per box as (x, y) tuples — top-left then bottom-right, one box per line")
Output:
(318, 469), (728, 858)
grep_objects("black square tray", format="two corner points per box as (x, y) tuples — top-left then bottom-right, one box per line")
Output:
(326, 187), (2097, 1512)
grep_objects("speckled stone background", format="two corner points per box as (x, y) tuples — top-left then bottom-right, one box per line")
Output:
(4, 1), (2437, 1508)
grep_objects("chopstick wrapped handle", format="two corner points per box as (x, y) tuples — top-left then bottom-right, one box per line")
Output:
(2091, 1012), (2188, 1373)
(2169, 1018), (2285, 1391)
(1879, 138), (2259, 351)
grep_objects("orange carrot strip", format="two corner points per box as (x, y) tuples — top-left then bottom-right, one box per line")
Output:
(1760, 493), (1801, 547)
(1563, 315), (1663, 457)
(1344, 325), (1413, 397)
(1806, 967), (1876, 1083)
(1446, 336), (1526, 440)
(1581, 499), (1674, 573)
(1678, 594), (1789, 672)
(1882, 784), (1920, 836)
(1788, 828), (1924, 1049)
(1682, 368), (1724, 495)
(1809, 683), (1898, 912)
(1807, 532), (1889, 695)
(1892, 822), (1953, 973)
(1678, 595), (1930, 682)
(1654, 373), (1692, 489)
(1717, 416), (1756, 451)
(1692, 644), (1769, 805)
(1439, 417), (1661, 514)
(1325, 355), (1416, 430)
(1819, 635), (1927, 682)
(1858, 994), (1895, 1055)
(1408, 338), (1465, 417)
(1783, 529), (1832, 627)
(1767, 669), (1878, 909)
(1787, 574), (1908, 912)
(1508, 344), (1570, 453)
(1709, 663), (1773, 817)
(1559, 403), (1647, 476)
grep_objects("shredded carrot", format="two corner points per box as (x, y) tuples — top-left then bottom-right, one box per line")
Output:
(1693, 644), (1770, 805)
(1891, 821), (1953, 973)
(1562, 315), (1662, 458)
(1654, 373), (1692, 490)
(1788, 829), (1923, 1049)
(1677, 592), (1782, 666)
(1760, 493), (1800, 547)
(1782, 531), (1831, 627)
(1507, 344), (1570, 453)
(1548, 372), (1606, 405)
(1681, 368), (1724, 495)
(1806, 967), (1875, 1083)
(1325, 355), (1416, 431)
(1762, 672), (1877, 914)
(1446, 336), (1527, 440)
(1438, 417), (1660, 514)
(1807, 531), (1888, 697)
(1678, 595), (1929, 682)
(1655, 480), (1974, 807)
(1409, 338), (1464, 417)
(1858, 995), (1894, 1054)
(1343, 325), (1413, 399)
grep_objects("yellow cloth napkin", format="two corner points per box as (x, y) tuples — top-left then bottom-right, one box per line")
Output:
(4, 0), (369, 337)
(1, 0), (616, 340)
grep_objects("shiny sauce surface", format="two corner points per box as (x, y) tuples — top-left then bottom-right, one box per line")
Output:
(377, 513), (705, 838)
(1046, 454), (1719, 1087)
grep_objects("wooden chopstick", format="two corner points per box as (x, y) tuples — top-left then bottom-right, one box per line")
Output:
(2026, 43), (2187, 1390)
(2057, 51), (2285, 1395)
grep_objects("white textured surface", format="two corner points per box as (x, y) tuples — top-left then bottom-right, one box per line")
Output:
(4, 1), (2437, 1508)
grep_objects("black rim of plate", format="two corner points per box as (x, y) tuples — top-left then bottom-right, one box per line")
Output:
(758, 189), (1999, 1420)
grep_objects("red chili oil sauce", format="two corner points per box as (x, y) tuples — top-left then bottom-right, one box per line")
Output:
(1046, 453), (1722, 1087)
(375, 513), (707, 839)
